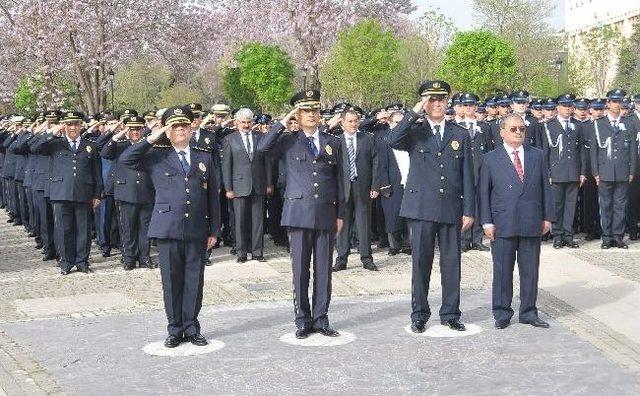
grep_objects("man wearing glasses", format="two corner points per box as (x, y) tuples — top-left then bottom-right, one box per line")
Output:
(478, 113), (555, 329)
(388, 80), (475, 333)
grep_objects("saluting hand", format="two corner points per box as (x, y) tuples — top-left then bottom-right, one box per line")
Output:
(147, 125), (170, 143)
(281, 108), (298, 126)
(413, 97), (428, 113)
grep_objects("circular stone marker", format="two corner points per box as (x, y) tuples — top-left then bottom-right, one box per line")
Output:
(279, 331), (356, 347)
(143, 339), (225, 356)
(404, 323), (483, 338)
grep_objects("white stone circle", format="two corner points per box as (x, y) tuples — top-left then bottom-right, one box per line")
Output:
(143, 339), (225, 356)
(404, 323), (483, 338)
(279, 331), (356, 347)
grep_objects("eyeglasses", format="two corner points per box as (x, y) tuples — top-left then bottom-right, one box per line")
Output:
(508, 126), (526, 133)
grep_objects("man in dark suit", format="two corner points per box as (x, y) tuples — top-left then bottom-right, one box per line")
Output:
(31, 111), (103, 274)
(479, 113), (555, 329)
(333, 107), (379, 271)
(222, 108), (269, 263)
(388, 80), (475, 333)
(257, 90), (345, 339)
(119, 106), (220, 348)
(100, 116), (156, 270)
(591, 89), (637, 249)
(541, 94), (587, 249)
(458, 92), (493, 252)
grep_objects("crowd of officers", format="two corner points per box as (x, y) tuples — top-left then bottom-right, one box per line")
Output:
(0, 89), (638, 275)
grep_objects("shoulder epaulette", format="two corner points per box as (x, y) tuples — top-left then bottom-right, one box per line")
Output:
(192, 146), (209, 152)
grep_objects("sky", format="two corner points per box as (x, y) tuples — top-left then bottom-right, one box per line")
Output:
(411, 0), (565, 31)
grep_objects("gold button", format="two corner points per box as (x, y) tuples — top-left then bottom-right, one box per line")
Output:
(185, 188), (190, 193)
(72, 160), (76, 163)
(439, 188), (444, 193)
(137, 172), (140, 176)
(186, 201), (191, 205)
(314, 183), (318, 187)
(312, 160), (317, 164)
(313, 172), (317, 176)
(136, 181), (140, 184)
(72, 166), (76, 170)
(184, 213), (189, 217)
(314, 194), (319, 199)
(440, 164), (444, 168)
(73, 173), (77, 177)
(437, 152), (442, 157)
(184, 177), (188, 181)
(440, 176), (445, 180)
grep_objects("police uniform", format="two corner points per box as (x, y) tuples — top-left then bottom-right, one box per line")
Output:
(99, 116), (155, 269)
(2, 127), (21, 225)
(256, 90), (344, 338)
(590, 89), (637, 248)
(541, 94), (587, 247)
(387, 81), (475, 332)
(625, 94), (640, 240)
(119, 106), (220, 346)
(458, 93), (493, 251)
(31, 111), (103, 274)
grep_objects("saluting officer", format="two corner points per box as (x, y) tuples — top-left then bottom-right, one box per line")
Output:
(591, 89), (637, 249)
(100, 115), (156, 270)
(119, 106), (220, 348)
(625, 94), (640, 240)
(31, 111), (103, 274)
(387, 80), (475, 333)
(257, 90), (345, 339)
(458, 92), (493, 252)
(541, 94), (587, 248)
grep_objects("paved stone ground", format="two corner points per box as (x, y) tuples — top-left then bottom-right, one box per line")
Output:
(1, 210), (640, 394)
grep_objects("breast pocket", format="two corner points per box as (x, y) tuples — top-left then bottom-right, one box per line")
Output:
(448, 150), (464, 169)
(288, 151), (307, 172)
(161, 170), (177, 188)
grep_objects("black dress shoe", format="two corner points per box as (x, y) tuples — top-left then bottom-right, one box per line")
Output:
(400, 248), (412, 255)
(387, 248), (399, 256)
(138, 261), (149, 269)
(601, 241), (611, 249)
(147, 258), (158, 269)
(43, 252), (57, 261)
(443, 318), (466, 331)
(332, 261), (347, 272)
(553, 239), (563, 249)
(164, 335), (182, 348)
(101, 249), (111, 258)
(34, 242), (43, 249)
(27, 231), (36, 238)
(237, 256), (248, 263)
(77, 267), (92, 274)
(461, 244), (471, 253)
(495, 320), (510, 329)
(123, 262), (135, 271)
(295, 326), (313, 339)
(629, 232), (639, 241)
(316, 326), (340, 337)
(564, 239), (579, 248)
(362, 260), (378, 271)
(205, 257), (212, 266)
(6, 218), (13, 223)
(410, 320), (426, 333)
(377, 241), (389, 249)
(252, 256), (267, 262)
(519, 317), (550, 328)
(60, 269), (71, 275)
(230, 247), (237, 255)
(616, 239), (628, 249)
(188, 333), (208, 346)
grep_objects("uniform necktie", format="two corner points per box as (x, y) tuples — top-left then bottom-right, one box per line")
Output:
(307, 136), (318, 157)
(468, 122), (474, 139)
(178, 150), (190, 174)
(347, 136), (357, 181)
(71, 140), (77, 152)
(513, 150), (524, 182)
(244, 132), (253, 160)
(433, 124), (442, 148)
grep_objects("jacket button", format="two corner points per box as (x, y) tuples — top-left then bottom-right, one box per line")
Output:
(437, 152), (442, 157)
(313, 172), (317, 176)
(314, 183), (318, 187)
(312, 160), (317, 164)
(439, 188), (444, 193)
(314, 194), (319, 199)
(73, 173), (76, 177)
(440, 176), (445, 180)
(184, 213), (189, 217)
(72, 166), (76, 170)
(184, 177), (188, 181)
(185, 188), (190, 193)
(137, 172), (140, 176)
(136, 181), (140, 184)
(440, 164), (444, 168)
(186, 200), (191, 205)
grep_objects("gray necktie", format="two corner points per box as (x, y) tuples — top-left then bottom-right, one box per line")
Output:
(434, 125), (441, 148)
(244, 132), (252, 160)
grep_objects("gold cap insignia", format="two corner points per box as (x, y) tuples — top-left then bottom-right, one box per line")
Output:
(325, 145), (333, 155)
(86, 145), (92, 153)
(174, 108), (183, 115)
(67, 112), (73, 117)
(451, 140), (460, 150)
(199, 162), (206, 172)
(433, 82), (440, 89)
(306, 91), (314, 97)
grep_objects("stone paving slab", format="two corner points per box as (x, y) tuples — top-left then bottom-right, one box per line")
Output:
(15, 293), (136, 319)
(1, 292), (639, 395)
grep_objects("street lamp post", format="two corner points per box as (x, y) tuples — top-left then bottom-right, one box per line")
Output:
(108, 68), (115, 112)
(555, 58), (563, 93)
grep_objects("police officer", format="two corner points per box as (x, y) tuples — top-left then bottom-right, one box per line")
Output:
(2, 119), (21, 225)
(625, 94), (640, 240)
(388, 80), (475, 333)
(510, 90), (541, 147)
(119, 106), (220, 348)
(99, 115), (156, 270)
(257, 90), (345, 339)
(591, 89), (637, 249)
(32, 111), (103, 274)
(541, 94), (587, 248)
(459, 92), (493, 252)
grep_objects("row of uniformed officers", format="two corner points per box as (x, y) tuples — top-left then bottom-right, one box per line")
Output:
(0, 82), (638, 346)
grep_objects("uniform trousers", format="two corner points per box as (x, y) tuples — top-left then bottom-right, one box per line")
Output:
(118, 201), (152, 264)
(232, 193), (264, 257)
(409, 219), (462, 323)
(52, 201), (92, 270)
(157, 238), (206, 337)
(551, 182), (579, 241)
(598, 181), (628, 242)
(288, 227), (334, 329)
(491, 236), (541, 322)
(35, 190), (55, 255)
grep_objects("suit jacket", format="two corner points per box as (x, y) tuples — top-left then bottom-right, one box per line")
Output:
(119, 140), (220, 241)
(30, 134), (103, 203)
(100, 137), (155, 204)
(387, 110), (475, 224)
(590, 116), (637, 182)
(540, 118), (587, 182)
(478, 145), (555, 238)
(340, 131), (379, 202)
(257, 123), (345, 230)
(2, 133), (17, 179)
(221, 131), (268, 197)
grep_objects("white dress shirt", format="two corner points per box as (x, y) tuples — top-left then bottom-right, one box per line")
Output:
(66, 136), (81, 151)
(483, 143), (524, 230)
(173, 145), (191, 165)
(344, 131), (358, 153)
(304, 129), (320, 153)
(426, 118), (446, 135)
(240, 130), (253, 156)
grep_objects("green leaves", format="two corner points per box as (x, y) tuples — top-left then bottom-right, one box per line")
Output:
(437, 30), (517, 96)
